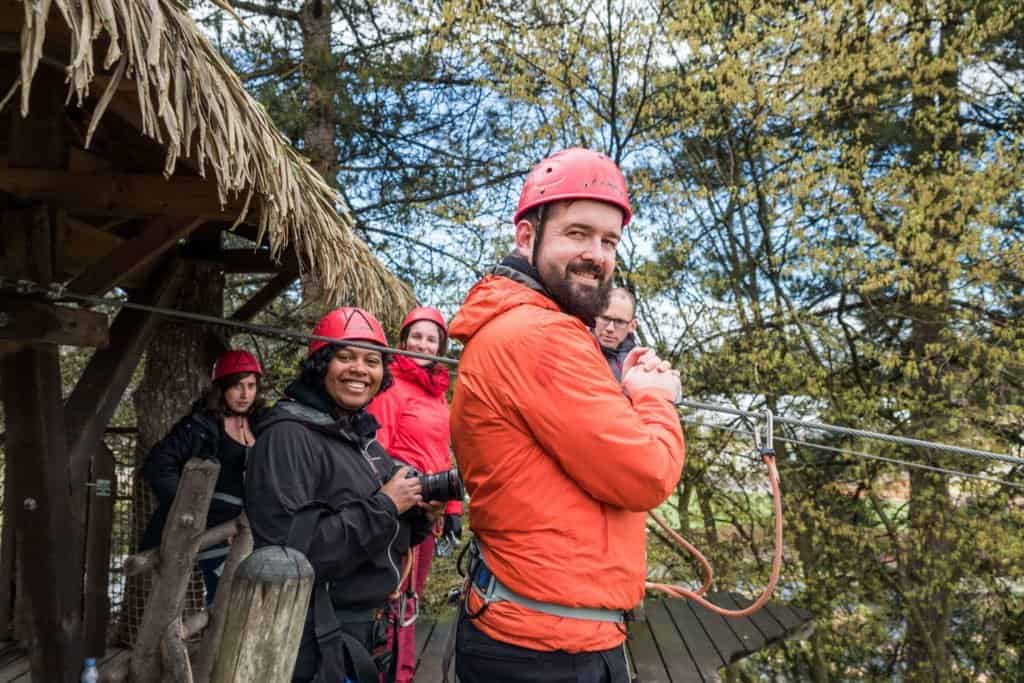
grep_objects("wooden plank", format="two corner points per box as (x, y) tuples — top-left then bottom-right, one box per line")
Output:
(83, 443), (117, 657)
(762, 601), (801, 631)
(0, 163), (245, 219)
(414, 618), (435, 663)
(717, 592), (786, 645)
(0, 299), (109, 347)
(644, 599), (703, 682)
(67, 216), (205, 295)
(229, 268), (298, 322)
(413, 615), (453, 682)
(2, 346), (84, 683)
(663, 599), (727, 677)
(0, 653), (29, 681)
(705, 592), (764, 656)
(626, 616), (671, 683)
(683, 598), (747, 666)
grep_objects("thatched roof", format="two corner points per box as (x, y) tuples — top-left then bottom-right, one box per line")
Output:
(3, 0), (414, 324)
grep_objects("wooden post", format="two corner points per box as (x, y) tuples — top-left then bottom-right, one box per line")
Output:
(210, 547), (314, 683)
(193, 515), (253, 683)
(129, 458), (219, 682)
(0, 439), (15, 640)
(1, 346), (83, 681)
(83, 443), (117, 656)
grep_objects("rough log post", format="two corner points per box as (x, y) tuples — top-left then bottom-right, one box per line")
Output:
(129, 458), (220, 682)
(123, 517), (240, 578)
(210, 547), (313, 683)
(193, 515), (253, 683)
(161, 617), (194, 683)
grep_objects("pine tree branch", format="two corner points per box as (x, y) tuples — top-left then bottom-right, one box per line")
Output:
(230, 0), (299, 21)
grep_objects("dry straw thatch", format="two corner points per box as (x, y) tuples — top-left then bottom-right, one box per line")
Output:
(5, 0), (414, 323)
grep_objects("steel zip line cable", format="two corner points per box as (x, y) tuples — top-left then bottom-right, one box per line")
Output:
(680, 418), (1024, 491)
(4, 276), (1020, 472)
(676, 399), (1024, 468)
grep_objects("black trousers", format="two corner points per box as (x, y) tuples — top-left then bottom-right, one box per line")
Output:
(455, 616), (630, 683)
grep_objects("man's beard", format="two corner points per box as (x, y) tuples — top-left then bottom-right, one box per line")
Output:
(539, 258), (612, 326)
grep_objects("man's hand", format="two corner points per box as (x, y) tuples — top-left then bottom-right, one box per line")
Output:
(381, 466), (422, 514)
(419, 500), (446, 523)
(622, 347), (681, 402)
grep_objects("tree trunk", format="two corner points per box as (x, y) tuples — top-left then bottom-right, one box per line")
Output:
(117, 260), (224, 645)
(298, 0), (339, 312)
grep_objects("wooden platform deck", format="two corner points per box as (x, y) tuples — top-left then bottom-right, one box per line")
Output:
(414, 591), (813, 683)
(0, 593), (812, 683)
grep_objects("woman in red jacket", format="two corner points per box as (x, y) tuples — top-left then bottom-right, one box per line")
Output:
(367, 306), (461, 683)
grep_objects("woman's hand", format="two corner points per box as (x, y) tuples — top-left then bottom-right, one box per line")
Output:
(381, 466), (423, 514)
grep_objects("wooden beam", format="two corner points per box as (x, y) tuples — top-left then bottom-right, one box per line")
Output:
(0, 162), (245, 218)
(67, 216), (205, 295)
(64, 260), (186, 534)
(82, 442), (117, 657)
(0, 298), (109, 347)
(0, 206), (58, 286)
(8, 68), (68, 170)
(1, 346), (83, 682)
(180, 247), (297, 274)
(229, 268), (299, 322)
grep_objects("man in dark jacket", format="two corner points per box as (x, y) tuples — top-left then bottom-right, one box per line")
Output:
(594, 287), (638, 381)
(246, 307), (438, 683)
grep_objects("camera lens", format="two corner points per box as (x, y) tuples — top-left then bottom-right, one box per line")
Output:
(420, 469), (465, 503)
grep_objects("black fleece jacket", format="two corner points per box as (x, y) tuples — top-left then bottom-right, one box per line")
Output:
(246, 380), (432, 609)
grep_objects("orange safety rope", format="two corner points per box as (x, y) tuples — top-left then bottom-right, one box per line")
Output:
(644, 454), (783, 618)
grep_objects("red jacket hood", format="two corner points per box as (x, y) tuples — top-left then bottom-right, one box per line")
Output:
(390, 354), (450, 397)
(449, 275), (559, 344)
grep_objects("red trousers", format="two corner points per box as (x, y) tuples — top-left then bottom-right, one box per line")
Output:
(387, 535), (435, 683)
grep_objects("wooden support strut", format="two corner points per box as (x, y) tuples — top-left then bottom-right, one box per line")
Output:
(0, 297), (109, 347)
(67, 216), (206, 296)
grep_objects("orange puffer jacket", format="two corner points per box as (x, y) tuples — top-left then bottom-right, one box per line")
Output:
(449, 270), (685, 653)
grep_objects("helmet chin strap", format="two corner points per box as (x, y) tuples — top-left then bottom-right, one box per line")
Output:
(530, 204), (546, 266)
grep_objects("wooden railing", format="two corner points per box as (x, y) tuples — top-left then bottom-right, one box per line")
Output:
(104, 457), (313, 683)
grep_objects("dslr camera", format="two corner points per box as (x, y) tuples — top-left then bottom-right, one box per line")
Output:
(390, 465), (465, 503)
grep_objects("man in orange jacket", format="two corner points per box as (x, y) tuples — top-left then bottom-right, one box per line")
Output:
(449, 148), (686, 683)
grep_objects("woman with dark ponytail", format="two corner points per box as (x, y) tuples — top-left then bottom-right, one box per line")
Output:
(140, 349), (266, 604)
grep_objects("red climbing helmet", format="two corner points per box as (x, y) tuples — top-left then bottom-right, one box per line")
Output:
(513, 148), (632, 226)
(400, 306), (447, 336)
(212, 350), (262, 381)
(309, 307), (388, 355)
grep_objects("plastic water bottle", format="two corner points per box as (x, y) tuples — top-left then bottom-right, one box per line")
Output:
(81, 657), (99, 683)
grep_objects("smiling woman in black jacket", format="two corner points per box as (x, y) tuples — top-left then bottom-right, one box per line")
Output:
(245, 307), (439, 683)
(140, 349), (265, 605)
